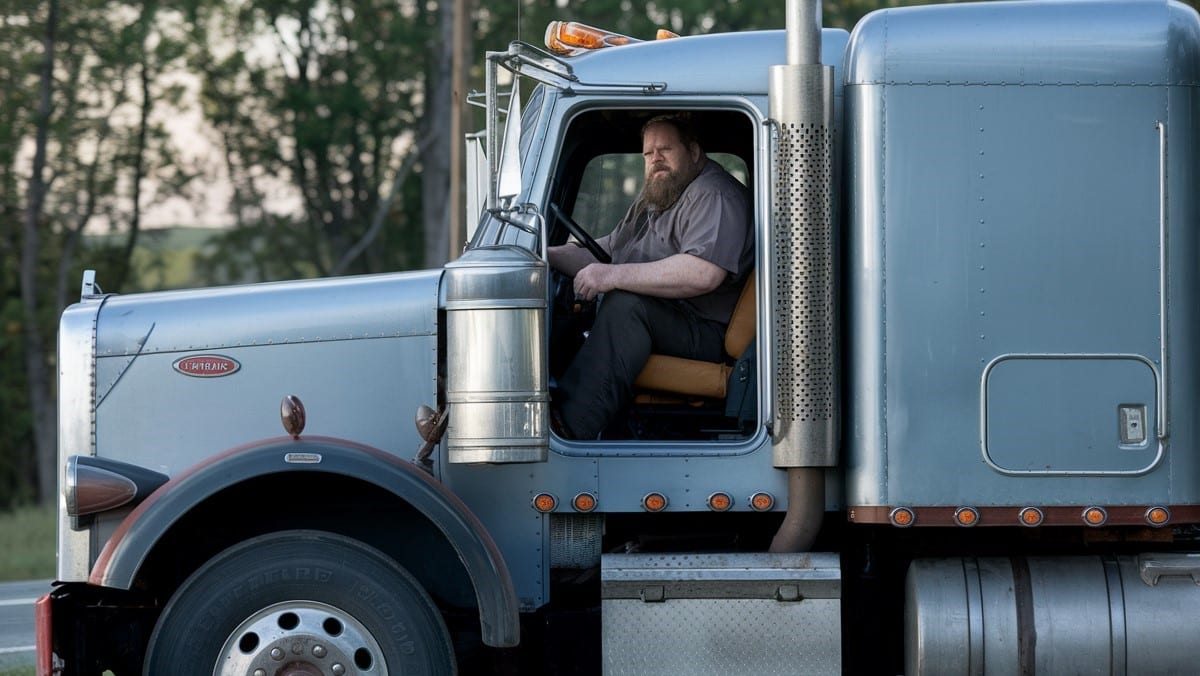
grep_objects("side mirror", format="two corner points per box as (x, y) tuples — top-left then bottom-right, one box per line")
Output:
(496, 79), (523, 204)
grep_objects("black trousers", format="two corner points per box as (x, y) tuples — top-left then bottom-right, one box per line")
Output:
(557, 291), (726, 440)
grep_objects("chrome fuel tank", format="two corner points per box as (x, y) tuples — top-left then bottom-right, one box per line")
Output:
(906, 554), (1200, 675)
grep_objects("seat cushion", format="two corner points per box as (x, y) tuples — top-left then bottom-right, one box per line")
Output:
(634, 354), (731, 399)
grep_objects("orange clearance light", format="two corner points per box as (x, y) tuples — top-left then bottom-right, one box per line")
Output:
(1082, 506), (1108, 527)
(573, 492), (598, 513)
(642, 492), (668, 512)
(1145, 506), (1171, 527)
(889, 507), (915, 528)
(1019, 507), (1044, 527)
(707, 492), (733, 512)
(655, 29), (680, 40)
(532, 493), (558, 513)
(544, 21), (636, 55)
(954, 507), (980, 527)
(749, 492), (775, 512)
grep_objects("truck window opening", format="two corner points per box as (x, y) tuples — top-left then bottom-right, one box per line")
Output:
(548, 108), (759, 443)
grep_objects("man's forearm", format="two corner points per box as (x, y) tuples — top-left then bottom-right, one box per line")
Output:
(548, 243), (599, 276)
(573, 253), (727, 301)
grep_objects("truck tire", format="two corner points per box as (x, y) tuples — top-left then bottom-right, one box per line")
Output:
(144, 529), (456, 676)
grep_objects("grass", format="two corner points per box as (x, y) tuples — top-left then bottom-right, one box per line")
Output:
(0, 504), (55, 582)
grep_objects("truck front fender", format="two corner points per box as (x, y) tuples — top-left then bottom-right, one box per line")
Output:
(89, 436), (520, 647)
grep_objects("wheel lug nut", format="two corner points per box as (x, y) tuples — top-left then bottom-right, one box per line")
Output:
(270, 647), (284, 661)
(332, 664), (346, 675)
(254, 670), (266, 676)
(313, 644), (327, 658)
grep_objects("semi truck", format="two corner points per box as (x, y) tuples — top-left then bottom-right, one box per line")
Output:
(37, 0), (1200, 673)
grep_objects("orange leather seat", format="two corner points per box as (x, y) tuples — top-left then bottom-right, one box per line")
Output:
(633, 270), (756, 399)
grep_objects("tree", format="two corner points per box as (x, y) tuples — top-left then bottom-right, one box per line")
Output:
(1, 0), (191, 505)
(21, 0), (59, 506)
(189, 0), (430, 283)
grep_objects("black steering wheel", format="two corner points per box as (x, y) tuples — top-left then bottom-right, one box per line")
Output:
(549, 202), (611, 264)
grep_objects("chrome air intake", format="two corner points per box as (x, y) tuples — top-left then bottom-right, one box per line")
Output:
(768, 0), (837, 467)
(443, 246), (548, 463)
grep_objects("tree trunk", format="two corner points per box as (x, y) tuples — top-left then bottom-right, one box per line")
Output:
(421, 0), (453, 268)
(114, 6), (154, 292)
(23, 0), (59, 506)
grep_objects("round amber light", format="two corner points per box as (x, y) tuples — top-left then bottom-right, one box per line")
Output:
(1145, 506), (1170, 527)
(532, 493), (557, 513)
(642, 493), (668, 512)
(954, 507), (979, 527)
(707, 492), (732, 512)
(749, 492), (775, 512)
(890, 507), (915, 528)
(1019, 507), (1044, 527)
(1082, 507), (1107, 527)
(573, 492), (597, 513)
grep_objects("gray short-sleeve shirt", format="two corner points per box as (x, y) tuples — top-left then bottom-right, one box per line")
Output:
(598, 159), (753, 323)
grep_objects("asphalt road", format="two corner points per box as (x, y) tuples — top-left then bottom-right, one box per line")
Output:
(0, 579), (50, 673)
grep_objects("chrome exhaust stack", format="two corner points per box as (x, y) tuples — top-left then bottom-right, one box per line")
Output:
(767, 0), (836, 552)
(768, 0), (836, 470)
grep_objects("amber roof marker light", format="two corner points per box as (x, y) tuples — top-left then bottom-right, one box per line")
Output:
(544, 21), (637, 55)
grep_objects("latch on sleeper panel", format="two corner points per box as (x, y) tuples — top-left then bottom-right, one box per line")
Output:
(1118, 404), (1147, 445)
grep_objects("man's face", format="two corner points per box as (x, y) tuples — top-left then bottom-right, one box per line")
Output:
(642, 122), (701, 210)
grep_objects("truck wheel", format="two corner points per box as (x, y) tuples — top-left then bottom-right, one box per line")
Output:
(144, 529), (455, 676)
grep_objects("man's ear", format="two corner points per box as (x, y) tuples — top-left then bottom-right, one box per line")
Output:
(688, 142), (702, 164)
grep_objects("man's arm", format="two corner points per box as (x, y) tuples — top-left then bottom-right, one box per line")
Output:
(548, 243), (600, 276)
(571, 253), (726, 301)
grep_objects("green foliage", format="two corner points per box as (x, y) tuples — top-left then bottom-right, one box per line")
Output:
(187, 0), (434, 279)
(0, 504), (54, 582)
(0, 299), (34, 510)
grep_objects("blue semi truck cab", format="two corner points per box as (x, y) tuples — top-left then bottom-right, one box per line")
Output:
(39, 1), (1200, 674)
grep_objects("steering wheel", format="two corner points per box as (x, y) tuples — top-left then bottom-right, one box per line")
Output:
(549, 202), (611, 264)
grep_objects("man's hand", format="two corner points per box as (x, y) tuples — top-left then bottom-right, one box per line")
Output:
(573, 263), (618, 301)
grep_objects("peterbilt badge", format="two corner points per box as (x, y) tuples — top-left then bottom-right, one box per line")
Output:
(172, 355), (241, 378)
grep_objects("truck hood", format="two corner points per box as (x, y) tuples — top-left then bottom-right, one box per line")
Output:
(95, 270), (442, 357)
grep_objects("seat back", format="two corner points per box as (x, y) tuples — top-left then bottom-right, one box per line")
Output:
(633, 270), (757, 400)
(723, 269), (756, 359)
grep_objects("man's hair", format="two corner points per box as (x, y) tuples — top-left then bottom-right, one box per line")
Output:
(641, 114), (700, 150)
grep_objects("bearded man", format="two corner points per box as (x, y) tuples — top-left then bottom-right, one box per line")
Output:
(547, 114), (753, 440)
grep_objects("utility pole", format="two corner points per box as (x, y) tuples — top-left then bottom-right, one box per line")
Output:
(448, 0), (471, 261)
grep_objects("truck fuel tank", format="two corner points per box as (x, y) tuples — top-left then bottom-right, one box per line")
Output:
(906, 554), (1200, 675)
